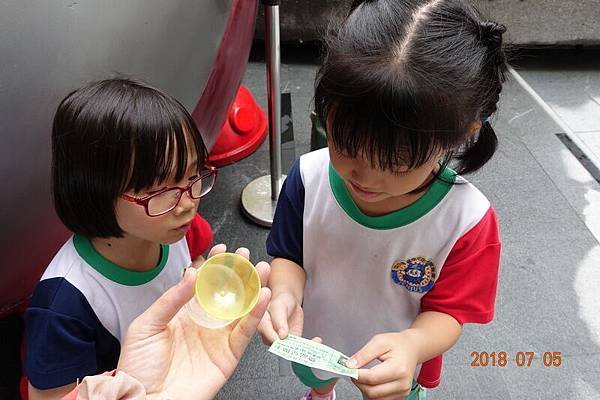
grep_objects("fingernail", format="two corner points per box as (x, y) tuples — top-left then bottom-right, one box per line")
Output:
(347, 358), (358, 368)
(182, 267), (195, 282)
(278, 329), (287, 338)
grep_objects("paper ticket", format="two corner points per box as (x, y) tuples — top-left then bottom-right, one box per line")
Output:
(268, 334), (359, 379)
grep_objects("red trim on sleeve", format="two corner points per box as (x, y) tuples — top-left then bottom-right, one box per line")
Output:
(417, 356), (442, 388)
(417, 207), (501, 389)
(185, 214), (213, 260)
(420, 206), (501, 325)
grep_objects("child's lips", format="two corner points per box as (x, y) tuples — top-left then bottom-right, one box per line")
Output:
(175, 221), (193, 232)
(349, 182), (381, 199)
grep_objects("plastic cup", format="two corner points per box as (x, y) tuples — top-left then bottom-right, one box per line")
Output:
(185, 252), (261, 328)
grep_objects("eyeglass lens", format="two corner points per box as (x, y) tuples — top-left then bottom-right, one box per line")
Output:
(146, 172), (215, 216)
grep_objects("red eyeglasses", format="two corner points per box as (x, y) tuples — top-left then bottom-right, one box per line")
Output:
(120, 165), (218, 217)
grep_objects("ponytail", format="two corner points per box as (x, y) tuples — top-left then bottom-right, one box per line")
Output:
(452, 18), (507, 176)
(455, 120), (498, 175)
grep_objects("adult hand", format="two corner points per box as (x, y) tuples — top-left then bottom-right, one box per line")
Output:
(349, 332), (419, 400)
(117, 245), (271, 400)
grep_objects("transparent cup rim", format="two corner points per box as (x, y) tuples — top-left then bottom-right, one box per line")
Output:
(194, 252), (261, 321)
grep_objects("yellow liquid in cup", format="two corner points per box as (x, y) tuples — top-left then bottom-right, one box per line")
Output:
(194, 254), (260, 321)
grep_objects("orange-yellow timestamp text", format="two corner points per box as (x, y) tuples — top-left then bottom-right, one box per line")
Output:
(470, 351), (562, 367)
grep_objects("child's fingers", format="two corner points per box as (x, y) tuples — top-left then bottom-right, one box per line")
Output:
(207, 243), (227, 258)
(269, 301), (292, 339)
(354, 381), (410, 400)
(255, 261), (271, 287)
(234, 247), (250, 260)
(355, 362), (398, 386)
(348, 335), (390, 370)
(311, 336), (323, 344)
(354, 378), (412, 400)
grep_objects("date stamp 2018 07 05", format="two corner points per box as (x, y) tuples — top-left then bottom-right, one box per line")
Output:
(470, 351), (562, 368)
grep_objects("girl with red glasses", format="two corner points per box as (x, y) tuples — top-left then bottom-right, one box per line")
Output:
(24, 78), (220, 398)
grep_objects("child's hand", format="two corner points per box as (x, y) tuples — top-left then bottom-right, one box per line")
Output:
(349, 332), (419, 399)
(257, 291), (304, 344)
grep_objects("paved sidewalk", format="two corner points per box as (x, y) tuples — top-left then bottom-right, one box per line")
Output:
(201, 51), (600, 399)
(514, 50), (600, 172)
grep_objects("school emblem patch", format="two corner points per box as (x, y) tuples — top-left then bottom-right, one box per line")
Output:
(391, 257), (436, 293)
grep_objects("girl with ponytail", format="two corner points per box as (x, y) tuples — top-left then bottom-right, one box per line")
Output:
(259, 1), (508, 398)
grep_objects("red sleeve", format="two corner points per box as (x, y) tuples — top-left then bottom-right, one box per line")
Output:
(185, 214), (213, 260)
(417, 356), (443, 388)
(417, 207), (501, 388)
(420, 206), (501, 324)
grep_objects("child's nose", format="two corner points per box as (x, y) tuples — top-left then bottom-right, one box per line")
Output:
(175, 190), (196, 213)
(351, 163), (375, 185)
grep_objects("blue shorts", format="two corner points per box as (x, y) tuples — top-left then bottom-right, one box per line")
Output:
(292, 362), (427, 399)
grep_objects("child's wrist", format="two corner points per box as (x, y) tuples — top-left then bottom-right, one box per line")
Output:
(272, 288), (302, 305)
(397, 329), (429, 363)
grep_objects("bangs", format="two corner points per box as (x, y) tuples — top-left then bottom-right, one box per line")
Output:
(317, 62), (466, 171)
(122, 91), (207, 192)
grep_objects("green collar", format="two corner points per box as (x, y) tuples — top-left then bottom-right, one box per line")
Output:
(328, 164), (456, 229)
(73, 235), (169, 286)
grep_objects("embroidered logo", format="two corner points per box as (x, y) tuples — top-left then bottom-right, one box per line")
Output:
(391, 257), (436, 293)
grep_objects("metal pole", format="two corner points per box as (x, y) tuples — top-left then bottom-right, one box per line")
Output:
(265, 1), (282, 201)
(240, 0), (284, 227)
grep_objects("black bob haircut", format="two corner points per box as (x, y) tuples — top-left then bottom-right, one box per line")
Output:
(315, 0), (509, 175)
(52, 78), (208, 238)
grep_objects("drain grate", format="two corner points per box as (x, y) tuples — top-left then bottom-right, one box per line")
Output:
(556, 133), (600, 183)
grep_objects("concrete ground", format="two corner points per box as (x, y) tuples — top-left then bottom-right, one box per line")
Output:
(202, 48), (600, 399)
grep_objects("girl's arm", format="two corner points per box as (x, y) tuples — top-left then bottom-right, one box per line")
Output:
(257, 257), (306, 343)
(29, 382), (77, 400)
(269, 257), (306, 303)
(405, 311), (462, 362)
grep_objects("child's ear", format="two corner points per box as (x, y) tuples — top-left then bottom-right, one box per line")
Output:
(467, 120), (483, 138)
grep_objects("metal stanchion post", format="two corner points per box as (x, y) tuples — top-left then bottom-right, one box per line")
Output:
(241, 0), (284, 227)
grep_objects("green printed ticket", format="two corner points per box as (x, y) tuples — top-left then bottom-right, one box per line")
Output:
(268, 334), (359, 379)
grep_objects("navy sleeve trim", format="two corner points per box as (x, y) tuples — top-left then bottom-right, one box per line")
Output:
(25, 278), (120, 389)
(266, 159), (305, 267)
(25, 307), (98, 389)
